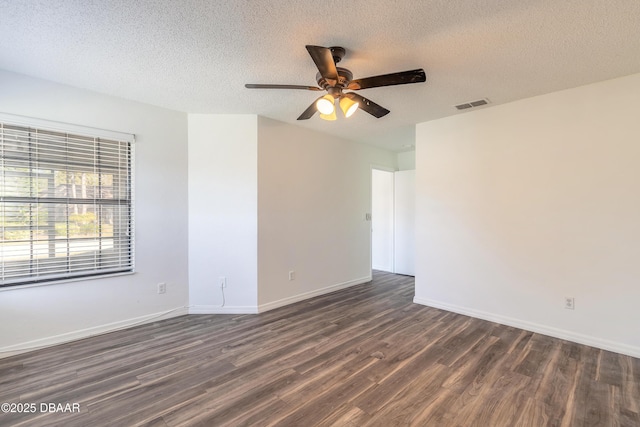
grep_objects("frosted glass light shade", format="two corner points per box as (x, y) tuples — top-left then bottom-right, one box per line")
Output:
(319, 109), (337, 121)
(339, 96), (359, 118)
(316, 95), (335, 115)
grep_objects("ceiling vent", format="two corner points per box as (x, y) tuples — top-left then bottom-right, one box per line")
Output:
(455, 98), (490, 110)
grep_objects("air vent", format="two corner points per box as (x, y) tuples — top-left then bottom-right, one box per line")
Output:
(455, 103), (473, 110)
(455, 98), (490, 110)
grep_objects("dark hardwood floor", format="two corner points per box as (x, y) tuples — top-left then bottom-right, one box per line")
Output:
(1, 271), (639, 426)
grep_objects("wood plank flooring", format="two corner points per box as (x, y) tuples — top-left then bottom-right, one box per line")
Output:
(1, 271), (639, 426)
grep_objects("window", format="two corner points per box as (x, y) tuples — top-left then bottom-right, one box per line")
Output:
(0, 115), (134, 288)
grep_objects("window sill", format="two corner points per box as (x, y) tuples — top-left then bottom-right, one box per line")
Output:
(0, 271), (136, 292)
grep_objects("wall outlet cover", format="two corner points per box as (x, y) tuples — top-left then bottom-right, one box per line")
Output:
(564, 297), (575, 310)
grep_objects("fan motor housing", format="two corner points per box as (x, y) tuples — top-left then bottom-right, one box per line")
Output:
(316, 67), (353, 90)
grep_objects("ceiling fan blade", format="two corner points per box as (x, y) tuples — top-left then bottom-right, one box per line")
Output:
(245, 84), (322, 91)
(305, 45), (339, 85)
(348, 93), (390, 118)
(347, 69), (426, 90)
(297, 96), (324, 120)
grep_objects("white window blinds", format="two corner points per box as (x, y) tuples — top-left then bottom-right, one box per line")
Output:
(0, 117), (134, 287)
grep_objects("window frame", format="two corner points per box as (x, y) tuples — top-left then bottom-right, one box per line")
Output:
(0, 113), (135, 289)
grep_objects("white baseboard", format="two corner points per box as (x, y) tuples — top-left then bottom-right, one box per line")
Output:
(188, 305), (259, 315)
(188, 276), (372, 315)
(0, 306), (189, 359)
(258, 275), (372, 313)
(413, 297), (640, 359)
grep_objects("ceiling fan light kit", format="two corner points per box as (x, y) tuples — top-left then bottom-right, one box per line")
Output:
(245, 45), (426, 121)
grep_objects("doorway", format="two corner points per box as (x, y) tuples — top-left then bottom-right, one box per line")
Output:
(371, 168), (415, 275)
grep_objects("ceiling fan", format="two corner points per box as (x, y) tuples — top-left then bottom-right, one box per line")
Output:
(245, 45), (426, 121)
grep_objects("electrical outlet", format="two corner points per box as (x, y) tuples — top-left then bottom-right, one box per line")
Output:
(288, 270), (295, 281)
(564, 297), (575, 310)
(157, 283), (166, 294)
(219, 276), (227, 288)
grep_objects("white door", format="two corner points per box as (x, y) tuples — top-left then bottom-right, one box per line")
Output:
(371, 169), (394, 272)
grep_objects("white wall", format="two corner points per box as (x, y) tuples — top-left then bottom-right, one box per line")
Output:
(257, 117), (397, 309)
(188, 115), (396, 313)
(415, 73), (640, 357)
(397, 150), (416, 170)
(372, 169), (395, 272)
(0, 70), (189, 355)
(188, 114), (258, 313)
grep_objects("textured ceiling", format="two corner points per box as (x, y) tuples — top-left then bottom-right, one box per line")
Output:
(1, 0), (639, 152)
